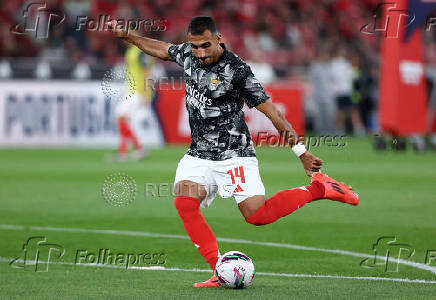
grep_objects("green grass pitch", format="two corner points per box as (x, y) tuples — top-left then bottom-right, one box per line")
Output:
(1, 138), (436, 299)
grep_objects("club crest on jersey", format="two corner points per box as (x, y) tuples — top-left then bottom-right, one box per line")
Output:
(209, 77), (220, 90)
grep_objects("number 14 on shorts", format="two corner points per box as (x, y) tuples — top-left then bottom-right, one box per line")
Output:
(227, 166), (245, 184)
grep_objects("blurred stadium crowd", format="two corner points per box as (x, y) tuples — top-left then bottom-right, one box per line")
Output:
(0, 0), (435, 136)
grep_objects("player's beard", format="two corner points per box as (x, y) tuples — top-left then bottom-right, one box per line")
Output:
(199, 56), (212, 65)
(198, 45), (223, 65)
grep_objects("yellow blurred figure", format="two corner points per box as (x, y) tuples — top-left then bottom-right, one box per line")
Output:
(125, 44), (155, 104)
(115, 45), (156, 160)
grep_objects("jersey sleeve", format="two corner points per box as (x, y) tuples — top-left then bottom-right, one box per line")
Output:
(234, 64), (269, 108)
(168, 42), (191, 67)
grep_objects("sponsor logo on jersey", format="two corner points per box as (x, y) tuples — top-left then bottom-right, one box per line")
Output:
(186, 84), (212, 108)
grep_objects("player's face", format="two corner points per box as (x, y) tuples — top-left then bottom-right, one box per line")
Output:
(188, 30), (222, 65)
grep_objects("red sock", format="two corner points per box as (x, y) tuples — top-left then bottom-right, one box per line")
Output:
(131, 135), (142, 150)
(118, 118), (142, 153)
(118, 136), (129, 155)
(118, 119), (131, 155)
(306, 181), (325, 201)
(118, 118), (132, 137)
(246, 188), (312, 226)
(174, 196), (219, 270)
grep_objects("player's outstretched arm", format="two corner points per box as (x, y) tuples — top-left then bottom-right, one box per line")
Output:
(256, 99), (323, 176)
(107, 20), (172, 61)
(256, 99), (298, 146)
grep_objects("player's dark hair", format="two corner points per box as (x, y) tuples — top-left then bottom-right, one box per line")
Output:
(187, 16), (217, 35)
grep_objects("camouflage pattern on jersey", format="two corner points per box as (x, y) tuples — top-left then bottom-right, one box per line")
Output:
(168, 43), (269, 161)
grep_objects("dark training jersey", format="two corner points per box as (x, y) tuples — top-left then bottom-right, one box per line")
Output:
(168, 43), (269, 161)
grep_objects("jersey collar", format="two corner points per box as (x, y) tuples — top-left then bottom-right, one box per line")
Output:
(215, 43), (227, 65)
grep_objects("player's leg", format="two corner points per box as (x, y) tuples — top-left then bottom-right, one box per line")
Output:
(351, 104), (365, 136)
(130, 100), (151, 159)
(129, 132), (145, 160)
(130, 133), (142, 151)
(117, 116), (130, 160)
(174, 180), (220, 287)
(225, 157), (358, 225)
(115, 100), (134, 159)
(127, 103), (143, 153)
(115, 98), (144, 160)
(173, 156), (220, 287)
(240, 173), (358, 225)
(120, 117), (145, 159)
(239, 185), (321, 224)
(122, 118), (143, 157)
(336, 96), (346, 133)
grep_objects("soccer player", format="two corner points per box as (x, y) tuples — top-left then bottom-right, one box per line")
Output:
(108, 16), (358, 287)
(115, 44), (155, 161)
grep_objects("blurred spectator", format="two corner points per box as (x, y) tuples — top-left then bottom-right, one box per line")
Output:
(246, 48), (276, 85)
(0, 0), (382, 73)
(1, 0), (435, 137)
(330, 46), (365, 135)
(427, 66), (436, 149)
(308, 47), (336, 134)
(351, 54), (378, 133)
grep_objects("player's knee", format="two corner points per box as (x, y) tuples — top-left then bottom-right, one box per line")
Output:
(175, 180), (199, 197)
(174, 195), (200, 214)
(239, 197), (266, 225)
(244, 210), (263, 226)
(245, 216), (264, 226)
(244, 209), (273, 226)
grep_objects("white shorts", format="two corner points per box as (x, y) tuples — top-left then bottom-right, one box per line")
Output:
(115, 94), (141, 118)
(174, 154), (265, 208)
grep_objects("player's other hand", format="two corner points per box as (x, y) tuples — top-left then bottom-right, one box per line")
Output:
(107, 20), (128, 38)
(299, 151), (323, 177)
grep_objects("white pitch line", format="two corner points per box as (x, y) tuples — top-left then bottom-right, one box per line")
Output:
(1, 257), (435, 285)
(1, 224), (436, 276)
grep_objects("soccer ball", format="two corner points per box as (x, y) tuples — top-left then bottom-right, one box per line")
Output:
(215, 251), (255, 289)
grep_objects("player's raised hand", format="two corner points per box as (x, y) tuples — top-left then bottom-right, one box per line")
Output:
(299, 151), (323, 177)
(106, 20), (128, 38)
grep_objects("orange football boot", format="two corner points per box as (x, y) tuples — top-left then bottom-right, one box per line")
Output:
(193, 271), (220, 288)
(311, 172), (359, 206)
